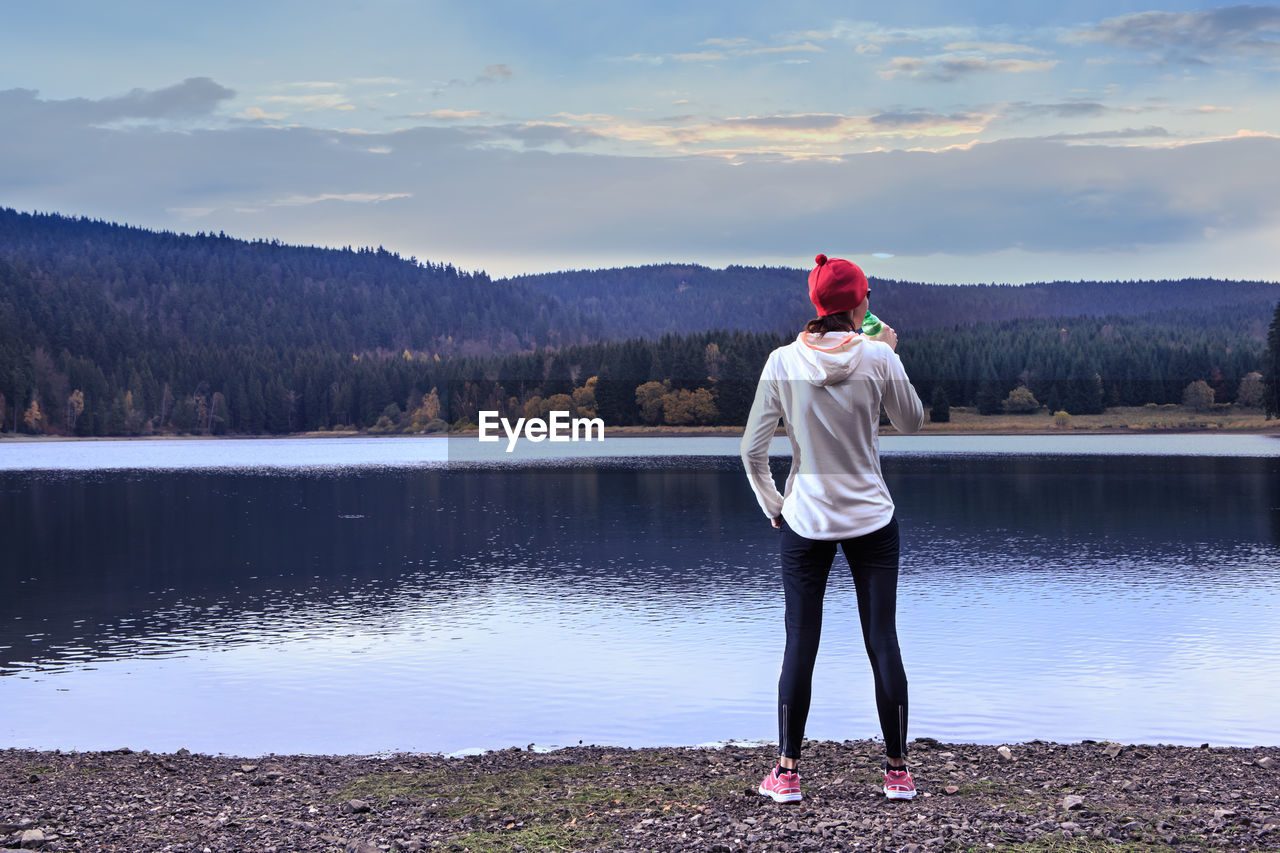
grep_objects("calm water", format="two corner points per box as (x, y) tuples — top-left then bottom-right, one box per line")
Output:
(1, 435), (1279, 756)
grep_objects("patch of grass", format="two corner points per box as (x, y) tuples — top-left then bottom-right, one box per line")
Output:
(338, 762), (741, 852)
(977, 842), (1164, 853)
(337, 763), (615, 814)
(947, 778), (1007, 796)
(449, 823), (610, 853)
(24, 764), (56, 775)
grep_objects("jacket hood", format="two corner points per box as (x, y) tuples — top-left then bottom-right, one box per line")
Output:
(790, 331), (867, 386)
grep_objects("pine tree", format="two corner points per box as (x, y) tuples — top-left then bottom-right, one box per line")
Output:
(929, 386), (950, 423)
(975, 360), (1003, 415)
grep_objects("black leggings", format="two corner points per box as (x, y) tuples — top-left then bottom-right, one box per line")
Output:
(777, 515), (908, 761)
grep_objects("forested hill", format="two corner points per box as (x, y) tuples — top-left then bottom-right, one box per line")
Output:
(507, 265), (1280, 340)
(4, 208), (1278, 360)
(2, 207), (1277, 436)
(0, 207), (584, 358)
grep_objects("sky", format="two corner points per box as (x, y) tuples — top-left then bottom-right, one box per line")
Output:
(2, 0), (1279, 282)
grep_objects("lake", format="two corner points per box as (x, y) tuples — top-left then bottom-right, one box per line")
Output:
(2, 435), (1278, 756)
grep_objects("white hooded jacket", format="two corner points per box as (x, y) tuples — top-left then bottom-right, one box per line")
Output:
(740, 331), (925, 540)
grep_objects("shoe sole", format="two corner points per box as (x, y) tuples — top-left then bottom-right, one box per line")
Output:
(758, 784), (802, 803)
(884, 786), (916, 800)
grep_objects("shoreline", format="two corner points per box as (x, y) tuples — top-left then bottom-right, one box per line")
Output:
(4, 739), (1278, 851)
(4, 421), (1279, 442)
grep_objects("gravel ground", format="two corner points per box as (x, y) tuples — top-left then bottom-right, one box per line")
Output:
(3, 738), (1279, 852)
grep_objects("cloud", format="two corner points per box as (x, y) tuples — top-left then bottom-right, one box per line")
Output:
(625, 38), (823, 65)
(879, 55), (1058, 81)
(411, 109), (492, 120)
(479, 64), (513, 82)
(0, 77), (235, 127)
(1003, 100), (1154, 119)
(869, 109), (991, 128)
(943, 41), (1047, 56)
(1038, 126), (1172, 142)
(1007, 101), (1110, 118)
(470, 109), (994, 155)
(699, 37), (752, 49)
(237, 106), (286, 121)
(3, 81), (1278, 273)
(717, 114), (847, 130)
(739, 43), (824, 56)
(487, 121), (606, 149)
(267, 192), (412, 206)
(668, 51), (726, 62)
(1068, 5), (1280, 64)
(429, 64), (515, 96)
(786, 21), (978, 47)
(262, 93), (355, 111)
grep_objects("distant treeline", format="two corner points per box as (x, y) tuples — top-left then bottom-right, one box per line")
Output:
(1, 207), (1277, 436)
(510, 264), (1280, 338)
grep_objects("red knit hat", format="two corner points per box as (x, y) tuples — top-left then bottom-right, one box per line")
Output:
(808, 254), (868, 316)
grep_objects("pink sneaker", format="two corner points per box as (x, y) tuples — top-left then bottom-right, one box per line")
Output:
(758, 765), (802, 803)
(884, 766), (916, 800)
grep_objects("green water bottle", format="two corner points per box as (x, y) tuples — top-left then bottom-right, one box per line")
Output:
(862, 311), (883, 336)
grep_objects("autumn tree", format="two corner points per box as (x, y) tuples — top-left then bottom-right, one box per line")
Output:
(635, 381), (668, 425)
(23, 397), (42, 433)
(704, 343), (725, 382)
(1236, 372), (1265, 408)
(662, 387), (717, 425)
(66, 389), (85, 432)
(407, 387), (443, 432)
(123, 390), (147, 435)
(1182, 380), (1215, 413)
(523, 395), (547, 420)
(572, 377), (598, 417)
(1001, 386), (1040, 414)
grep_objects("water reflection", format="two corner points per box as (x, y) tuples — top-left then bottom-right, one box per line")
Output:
(1, 454), (1278, 754)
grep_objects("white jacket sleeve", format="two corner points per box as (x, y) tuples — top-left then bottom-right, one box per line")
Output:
(882, 349), (926, 435)
(740, 354), (786, 519)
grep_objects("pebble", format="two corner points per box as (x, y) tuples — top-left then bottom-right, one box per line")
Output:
(1062, 795), (1086, 810)
(345, 842), (380, 853)
(944, 786), (959, 795)
(996, 746), (1013, 761)
(1102, 742), (1123, 759)
(342, 800), (371, 814)
(1258, 757), (1277, 770)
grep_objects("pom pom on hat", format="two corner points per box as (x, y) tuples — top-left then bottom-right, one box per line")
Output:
(815, 254), (828, 266)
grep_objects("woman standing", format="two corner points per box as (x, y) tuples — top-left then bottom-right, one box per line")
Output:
(741, 254), (925, 803)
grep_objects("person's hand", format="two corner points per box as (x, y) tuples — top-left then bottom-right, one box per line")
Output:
(870, 323), (898, 352)
(771, 515), (783, 529)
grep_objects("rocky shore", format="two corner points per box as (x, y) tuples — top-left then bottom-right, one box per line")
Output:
(4, 739), (1279, 852)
